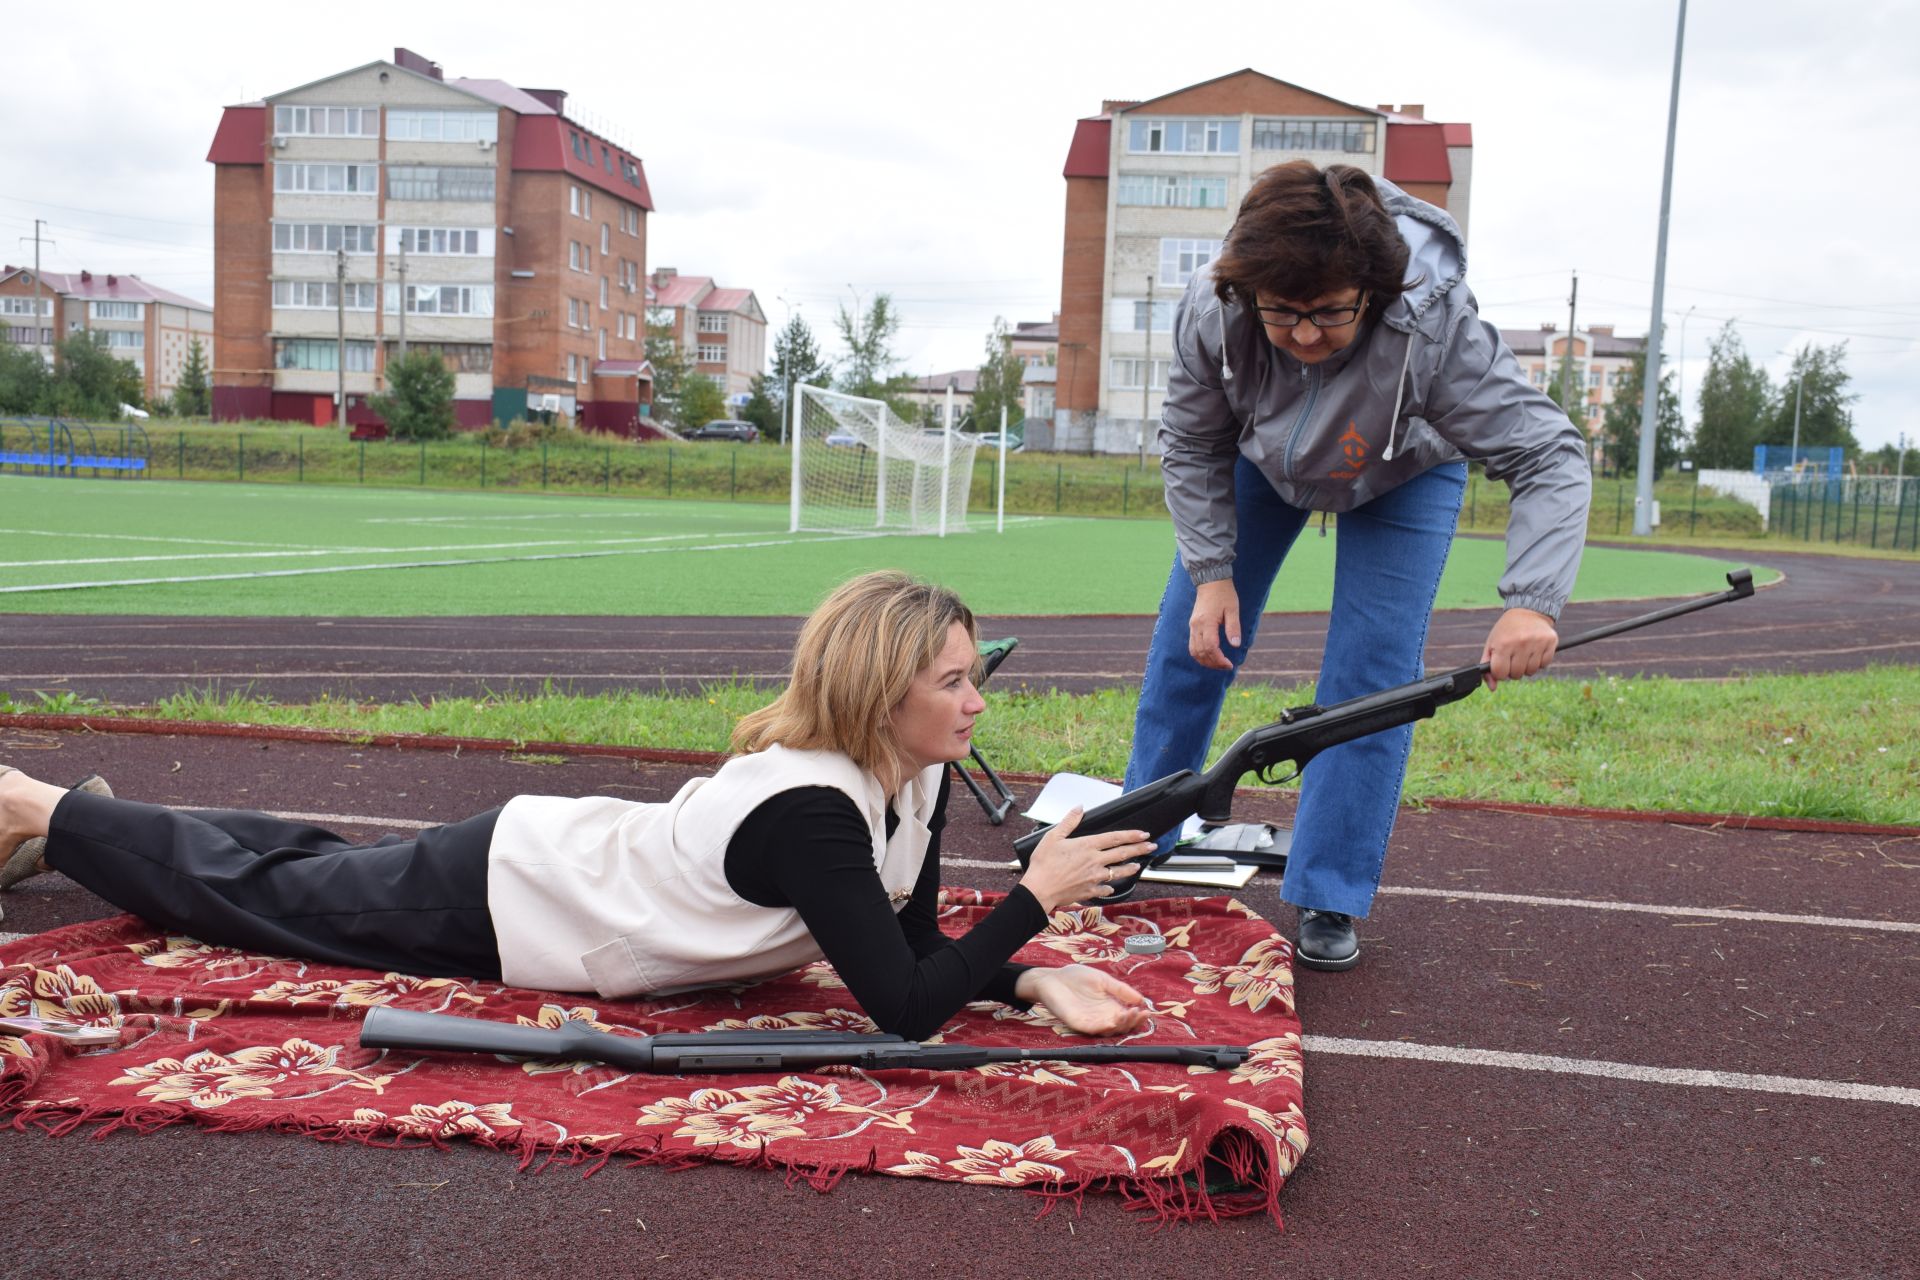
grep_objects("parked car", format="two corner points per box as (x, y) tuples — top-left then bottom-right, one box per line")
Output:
(822, 431), (865, 449)
(687, 420), (759, 442)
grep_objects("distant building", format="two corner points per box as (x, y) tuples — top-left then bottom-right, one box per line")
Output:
(1009, 316), (1058, 426)
(905, 369), (978, 427)
(1049, 69), (1473, 453)
(646, 269), (768, 407)
(0, 266), (212, 403)
(1502, 323), (1645, 461)
(205, 47), (656, 432)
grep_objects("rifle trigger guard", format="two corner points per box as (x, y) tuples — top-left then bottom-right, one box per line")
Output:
(1256, 762), (1299, 786)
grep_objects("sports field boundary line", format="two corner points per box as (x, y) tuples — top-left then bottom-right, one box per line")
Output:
(1300, 1035), (1920, 1108)
(4, 712), (1916, 838)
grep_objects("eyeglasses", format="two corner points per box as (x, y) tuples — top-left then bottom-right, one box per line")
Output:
(1254, 293), (1369, 328)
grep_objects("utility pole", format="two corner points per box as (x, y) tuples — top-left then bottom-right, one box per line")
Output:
(32, 220), (49, 360)
(335, 247), (348, 428)
(1790, 365), (1805, 466)
(1562, 271), (1582, 461)
(395, 238), (409, 360)
(1634, 0), (1687, 535)
(1140, 274), (1154, 468)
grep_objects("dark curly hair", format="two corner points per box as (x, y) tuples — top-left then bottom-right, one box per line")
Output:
(1212, 162), (1415, 315)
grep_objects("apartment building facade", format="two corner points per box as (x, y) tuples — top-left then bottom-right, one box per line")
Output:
(645, 269), (768, 407)
(1048, 69), (1473, 453)
(206, 48), (654, 431)
(0, 267), (212, 403)
(1502, 323), (1645, 457)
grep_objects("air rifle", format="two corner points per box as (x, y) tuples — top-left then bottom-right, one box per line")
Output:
(359, 1006), (1250, 1073)
(1014, 570), (1756, 897)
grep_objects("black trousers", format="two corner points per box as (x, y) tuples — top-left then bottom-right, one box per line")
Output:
(46, 789), (503, 980)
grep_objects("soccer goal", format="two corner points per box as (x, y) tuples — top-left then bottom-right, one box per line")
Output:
(788, 384), (985, 536)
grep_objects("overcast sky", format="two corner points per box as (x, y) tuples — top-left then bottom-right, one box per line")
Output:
(3, 0), (1914, 450)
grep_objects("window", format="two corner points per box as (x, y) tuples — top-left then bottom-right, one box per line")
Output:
(698, 313), (728, 333)
(581, 189), (591, 219)
(99, 329), (144, 349)
(1116, 174), (1229, 209)
(273, 338), (375, 371)
(1251, 119), (1377, 154)
(1530, 366), (1546, 387)
(598, 328), (607, 360)
(394, 227), (487, 256)
(272, 280), (378, 310)
(600, 224), (609, 255)
(1589, 369), (1603, 388)
(386, 110), (498, 143)
(600, 278), (609, 308)
(1, 297), (52, 316)
(274, 105), (378, 137)
(568, 298), (580, 328)
(1127, 118), (1240, 154)
(1110, 358), (1170, 390)
(383, 284), (494, 316)
(1159, 238), (1222, 286)
(385, 166), (496, 201)
(696, 344), (725, 363)
(567, 352), (578, 381)
(569, 242), (580, 271)
(274, 163), (378, 194)
(383, 341), (492, 373)
(570, 185), (581, 216)
(5, 325), (51, 345)
(91, 301), (143, 320)
(274, 222), (380, 253)
(1111, 298), (1174, 332)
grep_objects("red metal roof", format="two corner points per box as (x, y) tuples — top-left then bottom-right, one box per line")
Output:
(207, 106), (267, 165)
(652, 276), (713, 308)
(698, 288), (751, 314)
(2, 268), (209, 310)
(451, 77), (555, 116)
(511, 116), (653, 210)
(1441, 122), (1473, 147)
(1383, 122), (1452, 185)
(1063, 117), (1111, 179)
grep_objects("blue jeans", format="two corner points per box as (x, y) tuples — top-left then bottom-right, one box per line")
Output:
(1124, 455), (1468, 918)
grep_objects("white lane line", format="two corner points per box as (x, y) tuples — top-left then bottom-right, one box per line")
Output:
(0, 530), (884, 594)
(1301, 1035), (1920, 1108)
(1379, 885), (1920, 934)
(0, 526), (332, 550)
(0, 530), (770, 569)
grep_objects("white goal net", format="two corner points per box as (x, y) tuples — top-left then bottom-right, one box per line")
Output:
(788, 384), (982, 535)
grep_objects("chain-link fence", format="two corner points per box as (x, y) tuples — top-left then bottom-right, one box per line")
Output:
(1769, 476), (1918, 551)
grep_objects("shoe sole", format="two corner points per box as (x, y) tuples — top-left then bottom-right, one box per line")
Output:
(1294, 945), (1361, 972)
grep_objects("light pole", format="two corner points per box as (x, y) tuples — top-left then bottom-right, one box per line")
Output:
(1675, 304), (1696, 436)
(775, 294), (797, 445)
(1633, 0), (1687, 535)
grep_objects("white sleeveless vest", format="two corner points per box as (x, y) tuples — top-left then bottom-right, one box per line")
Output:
(486, 745), (943, 998)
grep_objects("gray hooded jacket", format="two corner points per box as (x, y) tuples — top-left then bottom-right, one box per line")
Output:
(1159, 178), (1591, 618)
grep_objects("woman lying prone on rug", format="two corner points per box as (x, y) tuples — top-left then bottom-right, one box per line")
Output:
(0, 572), (1155, 1041)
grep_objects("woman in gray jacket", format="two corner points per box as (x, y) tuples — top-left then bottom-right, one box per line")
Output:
(1124, 162), (1591, 970)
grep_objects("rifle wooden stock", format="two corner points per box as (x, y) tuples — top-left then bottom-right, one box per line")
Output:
(360, 1007), (1250, 1073)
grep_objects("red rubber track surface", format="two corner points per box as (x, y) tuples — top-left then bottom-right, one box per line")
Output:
(3, 547), (1916, 705)
(3, 729), (1914, 1277)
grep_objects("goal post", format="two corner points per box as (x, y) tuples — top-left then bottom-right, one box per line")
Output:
(789, 383), (985, 536)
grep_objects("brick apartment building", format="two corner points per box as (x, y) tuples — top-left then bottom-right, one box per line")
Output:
(1502, 322), (1645, 457)
(1047, 69), (1473, 453)
(645, 269), (767, 408)
(205, 48), (654, 431)
(0, 267), (212, 403)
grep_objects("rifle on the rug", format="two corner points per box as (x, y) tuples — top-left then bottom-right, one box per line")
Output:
(360, 1006), (1251, 1072)
(1013, 569), (1757, 878)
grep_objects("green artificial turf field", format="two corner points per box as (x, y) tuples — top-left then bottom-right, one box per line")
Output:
(0, 475), (1767, 616)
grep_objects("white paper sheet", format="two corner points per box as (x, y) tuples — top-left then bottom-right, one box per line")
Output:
(1022, 773), (1205, 842)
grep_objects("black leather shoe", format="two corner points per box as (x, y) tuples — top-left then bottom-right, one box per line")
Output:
(1295, 909), (1360, 971)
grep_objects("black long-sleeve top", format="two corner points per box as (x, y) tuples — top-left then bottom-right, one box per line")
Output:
(722, 769), (1047, 1040)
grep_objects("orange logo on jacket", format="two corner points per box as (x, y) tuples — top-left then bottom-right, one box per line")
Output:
(1329, 423), (1369, 479)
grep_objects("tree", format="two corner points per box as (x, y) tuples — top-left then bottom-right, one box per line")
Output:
(1597, 349), (1684, 479)
(174, 336), (210, 417)
(770, 313), (831, 434)
(740, 373), (781, 437)
(1692, 322), (1772, 469)
(833, 293), (917, 418)
(0, 335), (51, 414)
(970, 317), (1026, 437)
(1763, 342), (1858, 457)
(644, 318), (692, 425)
(46, 332), (144, 419)
(678, 373), (727, 429)
(371, 350), (456, 440)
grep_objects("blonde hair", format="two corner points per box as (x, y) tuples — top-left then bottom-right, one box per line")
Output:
(731, 571), (978, 774)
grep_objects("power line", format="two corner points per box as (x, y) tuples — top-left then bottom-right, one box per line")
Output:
(0, 192), (212, 230)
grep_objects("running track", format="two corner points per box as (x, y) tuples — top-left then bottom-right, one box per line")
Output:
(2, 729), (1915, 1276)
(3, 547), (1918, 705)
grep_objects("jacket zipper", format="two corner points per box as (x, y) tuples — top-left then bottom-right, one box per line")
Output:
(1282, 365), (1322, 484)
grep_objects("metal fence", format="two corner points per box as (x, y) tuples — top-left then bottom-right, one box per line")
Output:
(0, 416), (150, 477)
(1769, 476), (1918, 551)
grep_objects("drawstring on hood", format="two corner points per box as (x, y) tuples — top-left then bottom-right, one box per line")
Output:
(1219, 303), (1234, 382)
(1381, 329), (1416, 462)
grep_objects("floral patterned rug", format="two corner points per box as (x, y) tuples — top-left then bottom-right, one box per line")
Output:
(1, 890), (1306, 1225)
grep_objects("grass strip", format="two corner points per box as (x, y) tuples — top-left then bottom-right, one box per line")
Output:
(15, 667), (1912, 827)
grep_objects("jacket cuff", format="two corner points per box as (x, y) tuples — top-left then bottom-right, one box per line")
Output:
(1502, 592), (1566, 620)
(1186, 559), (1235, 587)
